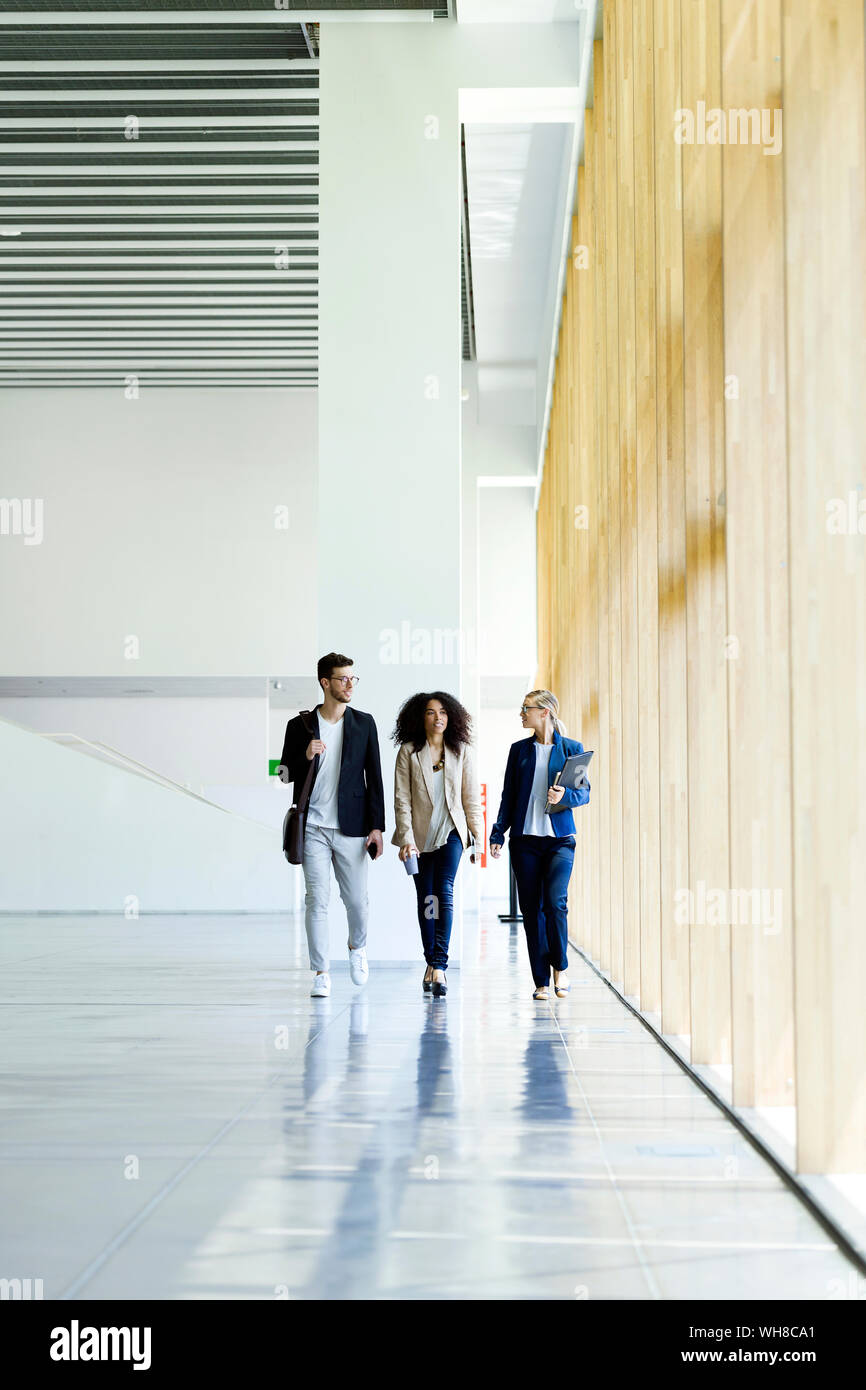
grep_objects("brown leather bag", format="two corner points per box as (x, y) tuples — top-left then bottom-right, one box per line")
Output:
(282, 711), (317, 865)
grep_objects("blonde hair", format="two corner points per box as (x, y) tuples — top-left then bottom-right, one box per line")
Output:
(525, 689), (566, 736)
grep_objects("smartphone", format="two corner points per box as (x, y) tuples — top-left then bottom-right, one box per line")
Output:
(366, 841), (378, 860)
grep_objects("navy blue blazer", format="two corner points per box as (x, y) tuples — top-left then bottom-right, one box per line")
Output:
(489, 729), (590, 844)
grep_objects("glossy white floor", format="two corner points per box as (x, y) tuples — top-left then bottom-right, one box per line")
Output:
(0, 910), (857, 1301)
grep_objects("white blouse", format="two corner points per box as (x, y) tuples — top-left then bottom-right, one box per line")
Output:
(522, 742), (558, 837)
(423, 763), (457, 853)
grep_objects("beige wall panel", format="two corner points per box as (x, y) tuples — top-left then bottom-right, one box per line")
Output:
(721, 0), (794, 1109)
(653, 0), (691, 1037)
(581, 106), (602, 965)
(616, 0), (641, 1000)
(681, 0), (731, 1064)
(634, 0), (663, 1014)
(783, 0), (866, 1171)
(591, 44), (612, 973)
(604, 0), (625, 987)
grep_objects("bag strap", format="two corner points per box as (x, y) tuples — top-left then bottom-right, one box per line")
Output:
(295, 709), (318, 813)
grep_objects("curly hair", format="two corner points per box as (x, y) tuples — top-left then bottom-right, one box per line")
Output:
(391, 690), (473, 754)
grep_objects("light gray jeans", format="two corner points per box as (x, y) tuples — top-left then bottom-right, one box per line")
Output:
(302, 823), (369, 972)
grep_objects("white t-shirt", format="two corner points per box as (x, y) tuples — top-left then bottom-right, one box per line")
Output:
(522, 741), (558, 837)
(306, 708), (345, 830)
(423, 763), (457, 853)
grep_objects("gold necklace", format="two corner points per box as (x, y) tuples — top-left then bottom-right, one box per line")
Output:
(432, 753), (445, 772)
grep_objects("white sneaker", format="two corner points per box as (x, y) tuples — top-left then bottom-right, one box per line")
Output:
(349, 946), (369, 987)
(311, 972), (330, 997)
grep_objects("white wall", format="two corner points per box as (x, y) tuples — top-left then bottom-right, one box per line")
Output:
(316, 22), (577, 958)
(461, 357), (537, 718)
(0, 21), (577, 930)
(0, 388), (317, 677)
(478, 487), (536, 678)
(319, 23), (464, 961)
(461, 362), (538, 905)
(0, 695), (266, 790)
(477, 706), (525, 902)
(0, 715), (291, 913)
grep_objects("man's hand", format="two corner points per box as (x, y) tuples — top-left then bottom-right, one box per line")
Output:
(365, 829), (384, 860)
(490, 842), (503, 859)
(399, 843), (418, 862)
(547, 784), (565, 805)
(306, 738), (325, 760)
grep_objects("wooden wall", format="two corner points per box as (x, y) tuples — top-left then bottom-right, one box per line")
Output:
(535, 0), (866, 1172)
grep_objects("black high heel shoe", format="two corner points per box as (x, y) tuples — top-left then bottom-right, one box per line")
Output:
(423, 967), (433, 993)
(431, 970), (447, 997)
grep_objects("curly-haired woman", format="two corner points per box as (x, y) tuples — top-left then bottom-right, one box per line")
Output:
(391, 692), (484, 996)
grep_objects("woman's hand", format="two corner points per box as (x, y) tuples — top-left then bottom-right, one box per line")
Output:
(490, 842), (503, 859)
(399, 843), (418, 862)
(547, 784), (565, 805)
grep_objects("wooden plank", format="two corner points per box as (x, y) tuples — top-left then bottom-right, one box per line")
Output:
(681, 0), (731, 1064)
(581, 105), (601, 965)
(591, 41), (612, 973)
(634, 0), (663, 1013)
(654, 0), (691, 1037)
(604, 0), (625, 988)
(783, 0), (866, 1171)
(721, 0), (794, 1108)
(576, 163), (594, 952)
(616, 0), (641, 1000)
(566, 194), (580, 938)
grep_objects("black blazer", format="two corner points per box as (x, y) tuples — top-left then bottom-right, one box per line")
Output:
(279, 704), (386, 837)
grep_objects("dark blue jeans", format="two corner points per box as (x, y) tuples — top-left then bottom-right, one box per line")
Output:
(509, 834), (576, 987)
(414, 827), (463, 969)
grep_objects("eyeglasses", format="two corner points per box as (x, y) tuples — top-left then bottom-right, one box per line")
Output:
(330, 675), (359, 687)
(520, 704), (542, 715)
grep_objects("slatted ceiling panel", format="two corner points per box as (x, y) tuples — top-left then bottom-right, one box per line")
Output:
(0, 1), (453, 389)
(0, 1), (447, 8)
(0, 30), (315, 60)
(0, 40), (319, 386)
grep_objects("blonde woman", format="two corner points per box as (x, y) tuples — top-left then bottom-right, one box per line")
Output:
(489, 690), (590, 1000)
(391, 692), (484, 997)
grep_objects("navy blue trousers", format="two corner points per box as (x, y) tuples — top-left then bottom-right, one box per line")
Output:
(509, 834), (576, 987)
(414, 827), (463, 969)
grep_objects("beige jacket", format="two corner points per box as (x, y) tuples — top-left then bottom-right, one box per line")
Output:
(392, 740), (485, 852)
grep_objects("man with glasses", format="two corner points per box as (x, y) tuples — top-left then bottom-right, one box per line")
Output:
(279, 652), (385, 997)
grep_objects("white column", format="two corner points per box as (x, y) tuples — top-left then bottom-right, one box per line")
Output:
(317, 21), (584, 962)
(318, 22), (462, 962)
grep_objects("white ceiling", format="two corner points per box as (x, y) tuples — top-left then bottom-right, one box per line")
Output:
(465, 121), (569, 398)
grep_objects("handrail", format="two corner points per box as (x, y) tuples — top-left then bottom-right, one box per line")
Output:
(37, 731), (275, 831)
